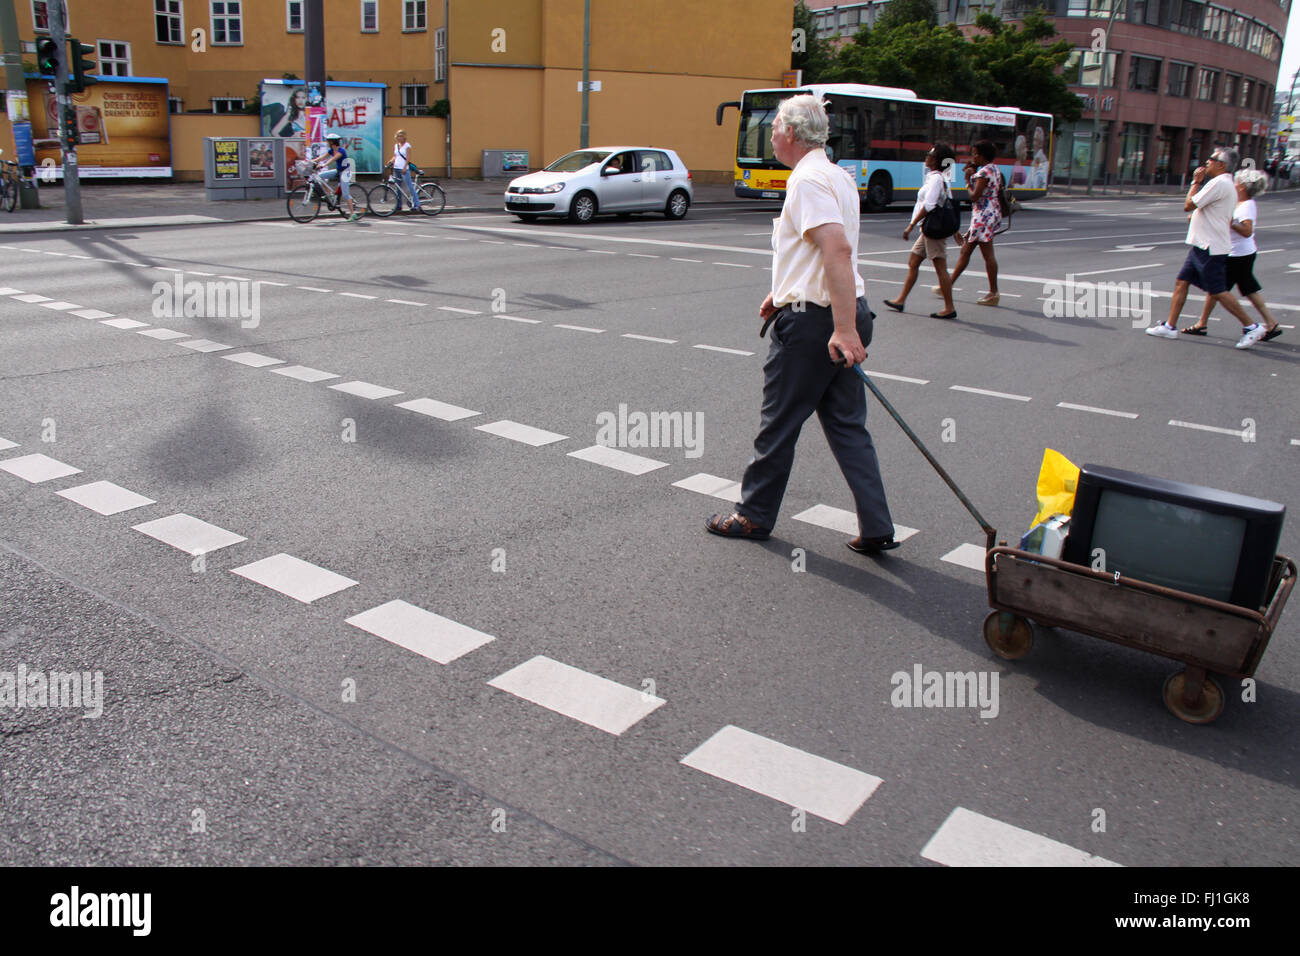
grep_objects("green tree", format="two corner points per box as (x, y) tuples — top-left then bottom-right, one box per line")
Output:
(824, 23), (991, 104)
(970, 12), (1081, 125)
(875, 0), (939, 31)
(792, 1), (834, 84)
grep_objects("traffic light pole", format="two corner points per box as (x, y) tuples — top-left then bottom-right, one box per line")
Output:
(49, 2), (83, 224)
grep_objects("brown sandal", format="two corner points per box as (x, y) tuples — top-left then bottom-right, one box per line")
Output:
(705, 512), (771, 540)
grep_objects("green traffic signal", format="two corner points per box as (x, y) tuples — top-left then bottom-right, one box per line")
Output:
(36, 37), (60, 76)
(67, 37), (97, 93)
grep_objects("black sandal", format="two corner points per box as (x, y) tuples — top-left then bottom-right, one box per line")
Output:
(929, 311), (957, 320)
(705, 512), (771, 540)
(1180, 325), (1208, 336)
(882, 299), (904, 312)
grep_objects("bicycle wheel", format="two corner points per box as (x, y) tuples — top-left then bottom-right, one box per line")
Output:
(286, 185), (320, 222)
(367, 184), (399, 217)
(416, 184), (446, 216)
(2, 178), (16, 213)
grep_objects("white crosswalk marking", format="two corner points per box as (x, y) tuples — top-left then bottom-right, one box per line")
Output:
(567, 445), (670, 475)
(0, 438), (18, 451)
(12, 293), (53, 303)
(921, 807), (1121, 866)
(395, 398), (480, 421)
(940, 543), (987, 571)
(39, 301), (82, 311)
(132, 514), (246, 556)
(70, 309), (115, 320)
(672, 473), (742, 500)
(57, 481), (156, 516)
(346, 600), (495, 664)
(177, 339), (232, 353)
(271, 365), (338, 382)
(230, 553), (358, 604)
(475, 420), (568, 446)
(329, 381), (404, 400)
(681, 725), (882, 825)
(0, 454), (82, 483)
(488, 655), (666, 736)
(101, 318), (149, 330)
(791, 504), (919, 541)
(137, 328), (190, 340)
(222, 352), (284, 367)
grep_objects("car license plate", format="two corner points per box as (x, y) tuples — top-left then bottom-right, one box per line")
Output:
(761, 191), (779, 199)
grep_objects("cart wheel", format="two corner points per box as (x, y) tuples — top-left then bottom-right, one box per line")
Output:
(982, 611), (1033, 660)
(1162, 670), (1225, 724)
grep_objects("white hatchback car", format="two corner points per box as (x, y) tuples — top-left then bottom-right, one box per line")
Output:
(504, 146), (693, 223)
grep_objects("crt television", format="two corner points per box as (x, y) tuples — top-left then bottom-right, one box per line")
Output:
(1060, 464), (1285, 610)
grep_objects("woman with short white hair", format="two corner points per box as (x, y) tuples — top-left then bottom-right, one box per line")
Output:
(775, 94), (830, 148)
(1181, 168), (1281, 341)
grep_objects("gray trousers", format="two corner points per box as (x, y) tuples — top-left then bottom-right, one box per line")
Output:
(737, 297), (894, 538)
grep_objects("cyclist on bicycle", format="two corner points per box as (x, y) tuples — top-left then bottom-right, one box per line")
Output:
(391, 129), (421, 214)
(316, 132), (361, 222)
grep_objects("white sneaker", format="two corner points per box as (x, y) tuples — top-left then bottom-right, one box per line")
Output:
(1145, 322), (1178, 339)
(1234, 324), (1267, 349)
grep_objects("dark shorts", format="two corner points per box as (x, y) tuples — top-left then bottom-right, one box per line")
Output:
(1225, 253), (1262, 296)
(1176, 246), (1228, 295)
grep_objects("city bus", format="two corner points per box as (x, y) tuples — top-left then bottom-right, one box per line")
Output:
(718, 84), (1053, 210)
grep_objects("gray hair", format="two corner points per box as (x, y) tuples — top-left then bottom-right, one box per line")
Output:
(1234, 168), (1268, 197)
(775, 94), (829, 148)
(1212, 147), (1240, 173)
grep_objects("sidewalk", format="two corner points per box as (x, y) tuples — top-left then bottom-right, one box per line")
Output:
(0, 177), (748, 233)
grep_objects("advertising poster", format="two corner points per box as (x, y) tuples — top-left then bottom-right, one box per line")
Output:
(260, 79), (384, 173)
(26, 75), (171, 177)
(249, 139), (275, 179)
(213, 138), (240, 179)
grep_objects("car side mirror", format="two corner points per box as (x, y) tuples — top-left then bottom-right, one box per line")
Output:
(603, 166), (619, 176)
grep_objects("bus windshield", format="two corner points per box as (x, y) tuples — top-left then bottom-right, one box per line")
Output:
(736, 91), (796, 165)
(545, 150), (612, 172)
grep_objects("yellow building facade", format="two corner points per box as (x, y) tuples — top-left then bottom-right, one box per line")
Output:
(2, 0), (793, 180)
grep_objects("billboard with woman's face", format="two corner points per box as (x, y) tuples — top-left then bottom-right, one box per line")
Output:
(260, 80), (385, 174)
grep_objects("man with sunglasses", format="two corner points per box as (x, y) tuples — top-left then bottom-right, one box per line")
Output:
(1145, 148), (1267, 349)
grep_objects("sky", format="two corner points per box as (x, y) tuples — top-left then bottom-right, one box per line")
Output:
(1279, 0), (1300, 105)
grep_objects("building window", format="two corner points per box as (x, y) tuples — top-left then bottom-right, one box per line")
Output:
(32, 1), (68, 33)
(1238, 78), (1252, 109)
(1068, 0), (1125, 15)
(211, 1), (242, 45)
(403, 0), (426, 31)
(1077, 50), (1117, 88)
(97, 41), (131, 76)
(435, 26), (446, 83)
(211, 97), (245, 113)
(169, 96), (184, 113)
(287, 0), (302, 32)
(1165, 61), (1192, 98)
(1245, 21), (1263, 54)
(1195, 68), (1219, 101)
(401, 84), (427, 115)
(1226, 13), (1245, 46)
(1128, 56), (1160, 93)
(155, 0), (183, 44)
(1169, 0), (1205, 34)
(1220, 73), (1237, 105)
(361, 0), (378, 32)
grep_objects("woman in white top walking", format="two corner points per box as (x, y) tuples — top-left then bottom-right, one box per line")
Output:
(391, 130), (421, 213)
(1180, 169), (1281, 343)
(881, 143), (957, 319)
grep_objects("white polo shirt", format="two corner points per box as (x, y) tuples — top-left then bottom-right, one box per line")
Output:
(1186, 173), (1235, 256)
(771, 149), (865, 308)
(1230, 199), (1257, 257)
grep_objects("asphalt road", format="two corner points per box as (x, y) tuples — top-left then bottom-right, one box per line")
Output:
(2, 193), (1298, 867)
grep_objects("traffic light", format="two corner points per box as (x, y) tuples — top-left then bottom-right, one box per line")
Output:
(66, 38), (97, 93)
(35, 37), (61, 76)
(61, 104), (78, 150)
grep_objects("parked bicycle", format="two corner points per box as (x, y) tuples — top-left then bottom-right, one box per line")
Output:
(0, 150), (21, 213)
(286, 160), (367, 223)
(366, 162), (445, 217)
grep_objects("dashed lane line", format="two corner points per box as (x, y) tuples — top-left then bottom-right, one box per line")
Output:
(567, 445), (671, 475)
(395, 398), (481, 421)
(555, 323), (604, 333)
(1169, 419), (1250, 438)
(137, 328), (189, 340)
(221, 352), (284, 367)
(949, 385), (1032, 402)
(864, 370), (929, 385)
(940, 543), (987, 571)
(623, 333), (677, 344)
(297, 286), (333, 293)
(270, 365), (338, 382)
(1057, 402), (1139, 419)
(56, 480), (156, 516)
(681, 725), (882, 825)
(921, 807), (1121, 867)
(474, 420), (569, 447)
(0, 453), (82, 483)
(385, 298), (426, 306)
(131, 513), (247, 556)
(790, 504), (919, 542)
(497, 314), (542, 324)
(438, 306), (482, 315)
(693, 344), (753, 356)
(672, 473), (741, 500)
(176, 339), (232, 353)
(329, 381), (404, 400)
(70, 309), (114, 320)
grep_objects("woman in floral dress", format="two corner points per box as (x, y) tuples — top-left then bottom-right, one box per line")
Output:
(941, 140), (1003, 306)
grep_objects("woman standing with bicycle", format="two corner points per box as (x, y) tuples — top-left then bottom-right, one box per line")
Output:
(391, 130), (421, 214)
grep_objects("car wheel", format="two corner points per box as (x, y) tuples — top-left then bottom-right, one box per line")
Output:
(516, 213), (539, 223)
(664, 189), (690, 220)
(568, 191), (597, 224)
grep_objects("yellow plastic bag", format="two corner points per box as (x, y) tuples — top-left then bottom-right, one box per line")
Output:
(1032, 448), (1080, 527)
